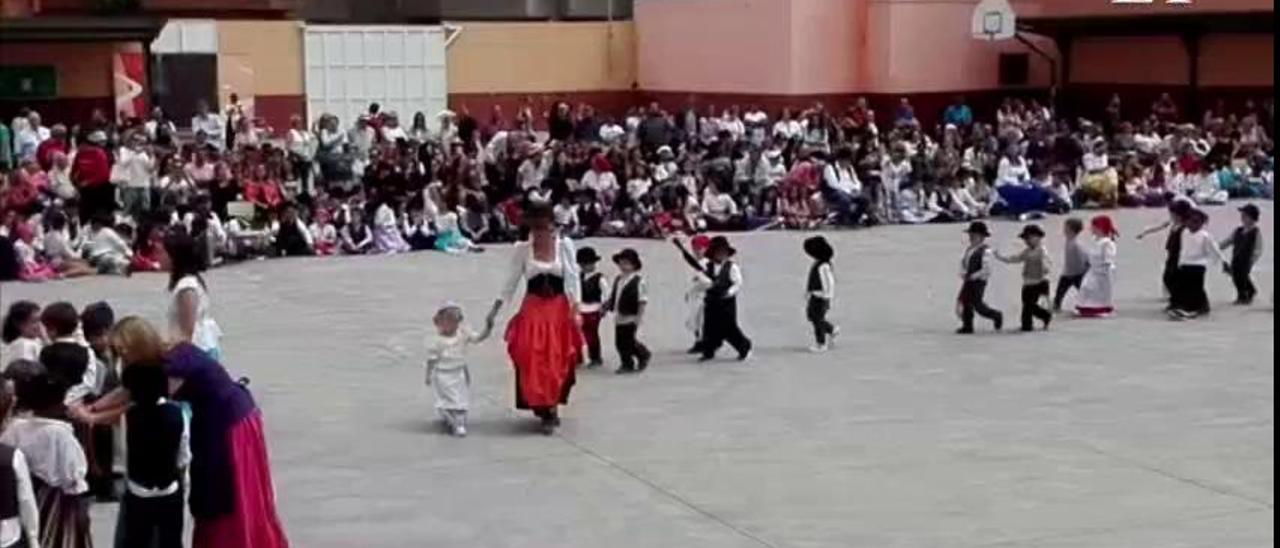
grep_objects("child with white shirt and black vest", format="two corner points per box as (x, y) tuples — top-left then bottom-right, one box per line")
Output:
(679, 236), (754, 362)
(606, 249), (651, 375)
(804, 236), (839, 353)
(117, 362), (190, 548)
(577, 248), (609, 369)
(996, 225), (1054, 332)
(957, 222), (1004, 335)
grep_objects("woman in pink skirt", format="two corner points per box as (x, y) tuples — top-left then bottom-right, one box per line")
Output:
(77, 317), (289, 548)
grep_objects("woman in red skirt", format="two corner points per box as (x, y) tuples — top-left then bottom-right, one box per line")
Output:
(76, 318), (289, 548)
(489, 204), (584, 435)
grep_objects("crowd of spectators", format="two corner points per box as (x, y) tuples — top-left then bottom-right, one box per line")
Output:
(0, 91), (1273, 282)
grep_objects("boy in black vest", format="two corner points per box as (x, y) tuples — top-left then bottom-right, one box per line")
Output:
(577, 247), (609, 368)
(81, 301), (122, 501)
(803, 236), (839, 352)
(606, 249), (651, 374)
(957, 222), (1004, 335)
(118, 362), (190, 548)
(1220, 203), (1264, 305)
(685, 236), (753, 362)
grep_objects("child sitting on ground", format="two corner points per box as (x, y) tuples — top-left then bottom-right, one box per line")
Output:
(86, 213), (133, 275)
(425, 304), (495, 437)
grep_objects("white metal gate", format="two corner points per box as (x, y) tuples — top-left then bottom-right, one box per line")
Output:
(303, 25), (448, 128)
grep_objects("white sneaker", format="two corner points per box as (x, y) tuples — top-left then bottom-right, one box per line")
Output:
(454, 425), (467, 437)
(829, 326), (841, 346)
(809, 344), (830, 354)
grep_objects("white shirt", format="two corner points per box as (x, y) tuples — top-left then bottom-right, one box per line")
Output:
(599, 124), (625, 145)
(582, 170), (618, 197)
(960, 245), (994, 281)
(499, 237), (582, 306)
(1083, 152), (1111, 173)
(554, 203), (579, 228)
(996, 157), (1031, 187)
(823, 163), (862, 196)
(52, 336), (98, 405)
(170, 275), (222, 354)
(115, 146), (155, 189)
(881, 158), (913, 192)
(518, 158), (549, 191)
(287, 128), (317, 160)
(0, 448), (39, 548)
(88, 226), (133, 261)
(190, 113), (225, 147)
(711, 261), (744, 298)
(0, 417), (88, 496)
(427, 327), (483, 372)
(773, 119), (802, 140)
(0, 337), (42, 368)
(1179, 228), (1229, 267)
(627, 177), (653, 202)
(702, 192), (738, 217)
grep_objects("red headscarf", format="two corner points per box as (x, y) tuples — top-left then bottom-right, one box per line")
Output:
(691, 235), (712, 253)
(1091, 215), (1119, 238)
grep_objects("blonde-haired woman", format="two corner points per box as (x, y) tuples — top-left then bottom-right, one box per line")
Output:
(77, 317), (288, 548)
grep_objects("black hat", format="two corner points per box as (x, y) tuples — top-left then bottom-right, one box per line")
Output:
(612, 248), (642, 270)
(707, 236), (737, 257)
(1018, 224), (1046, 240)
(965, 221), (991, 237)
(803, 236), (834, 262)
(1239, 203), (1261, 220)
(576, 247), (602, 265)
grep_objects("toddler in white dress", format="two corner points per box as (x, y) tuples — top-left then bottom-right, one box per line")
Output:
(426, 304), (494, 437)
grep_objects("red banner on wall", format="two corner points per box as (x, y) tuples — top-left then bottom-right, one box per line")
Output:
(113, 50), (148, 120)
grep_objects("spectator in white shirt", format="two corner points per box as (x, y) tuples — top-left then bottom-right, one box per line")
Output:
(702, 183), (741, 231)
(517, 145), (550, 192)
(995, 146), (1031, 187)
(380, 112), (408, 143)
(116, 132), (156, 220)
(821, 147), (866, 226)
(190, 100), (225, 150)
(582, 154), (619, 206)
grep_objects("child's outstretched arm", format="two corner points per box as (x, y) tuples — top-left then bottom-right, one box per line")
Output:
(473, 318), (497, 344)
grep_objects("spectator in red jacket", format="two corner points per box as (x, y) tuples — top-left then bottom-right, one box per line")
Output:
(35, 124), (69, 171)
(71, 130), (114, 220)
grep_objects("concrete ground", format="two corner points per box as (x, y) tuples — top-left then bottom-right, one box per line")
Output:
(2, 204), (1273, 548)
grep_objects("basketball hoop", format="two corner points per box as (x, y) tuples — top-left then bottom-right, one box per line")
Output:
(972, 0), (1017, 41)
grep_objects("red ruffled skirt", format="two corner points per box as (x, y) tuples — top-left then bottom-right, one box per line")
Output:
(506, 294), (582, 409)
(194, 411), (290, 548)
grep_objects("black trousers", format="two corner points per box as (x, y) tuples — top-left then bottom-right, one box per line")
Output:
(1172, 265), (1210, 314)
(118, 491), (185, 548)
(702, 299), (753, 358)
(807, 297), (835, 345)
(615, 323), (651, 370)
(1053, 274), (1085, 310)
(1162, 260), (1179, 305)
(1021, 281), (1052, 331)
(959, 280), (1003, 331)
(79, 183), (117, 221)
(1230, 260), (1257, 303)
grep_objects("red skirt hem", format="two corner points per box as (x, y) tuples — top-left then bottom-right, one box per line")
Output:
(193, 411), (289, 548)
(506, 295), (583, 409)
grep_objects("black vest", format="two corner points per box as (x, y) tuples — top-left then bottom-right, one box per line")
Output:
(1230, 226), (1259, 267)
(612, 275), (643, 316)
(964, 244), (988, 278)
(581, 272), (605, 305)
(807, 262), (828, 293)
(126, 402), (186, 490)
(705, 261), (737, 301)
(0, 443), (17, 520)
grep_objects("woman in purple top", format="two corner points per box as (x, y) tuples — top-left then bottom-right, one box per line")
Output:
(75, 317), (288, 548)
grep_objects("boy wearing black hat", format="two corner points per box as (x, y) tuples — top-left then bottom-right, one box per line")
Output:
(1220, 204), (1264, 305)
(803, 236), (838, 352)
(606, 249), (651, 374)
(577, 247), (609, 368)
(996, 224), (1054, 332)
(957, 222), (1004, 334)
(684, 236), (754, 361)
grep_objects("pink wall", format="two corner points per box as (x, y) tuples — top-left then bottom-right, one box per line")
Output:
(788, 0), (860, 94)
(636, 0), (793, 94)
(1201, 34), (1275, 87)
(865, 0), (1054, 94)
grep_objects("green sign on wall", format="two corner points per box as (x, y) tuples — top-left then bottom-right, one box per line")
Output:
(0, 66), (58, 99)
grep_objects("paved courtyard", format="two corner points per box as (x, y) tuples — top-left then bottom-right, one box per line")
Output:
(2, 204), (1274, 548)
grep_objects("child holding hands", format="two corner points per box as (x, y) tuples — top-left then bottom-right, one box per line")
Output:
(426, 304), (495, 437)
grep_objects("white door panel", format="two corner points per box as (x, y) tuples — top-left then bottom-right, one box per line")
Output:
(303, 25), (448, 127)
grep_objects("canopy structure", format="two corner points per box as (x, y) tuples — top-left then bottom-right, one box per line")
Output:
(1019, 10), (1275, 118)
